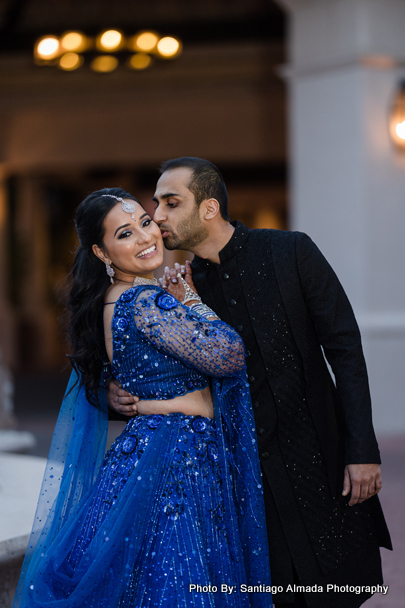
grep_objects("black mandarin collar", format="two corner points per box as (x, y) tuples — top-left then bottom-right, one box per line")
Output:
(192, 221), (250, 269)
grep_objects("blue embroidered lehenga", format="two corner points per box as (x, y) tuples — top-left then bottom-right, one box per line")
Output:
(13, 286), (272, 608)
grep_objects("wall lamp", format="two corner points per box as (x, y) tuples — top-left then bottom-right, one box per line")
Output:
(390, 79), (405, 149)
(34, 30), (182, 73)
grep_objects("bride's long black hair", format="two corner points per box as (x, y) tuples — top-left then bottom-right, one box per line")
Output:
(68, 187), (139, 405)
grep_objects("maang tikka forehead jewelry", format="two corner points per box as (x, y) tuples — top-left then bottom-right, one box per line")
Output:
(101, 194), (136, 220)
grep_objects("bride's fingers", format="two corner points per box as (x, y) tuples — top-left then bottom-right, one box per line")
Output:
(163, 266), (172, 285)
(169, 267), (178, 283)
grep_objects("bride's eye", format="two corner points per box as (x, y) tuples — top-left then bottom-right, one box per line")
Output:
(118, 230), (131, 239)
(142, 218), (152, 227)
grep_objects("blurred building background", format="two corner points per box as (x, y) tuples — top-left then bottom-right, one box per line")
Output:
(0, 1), (405, 606)
(0, 0), (402, 433)
(0, 0), (287, 373)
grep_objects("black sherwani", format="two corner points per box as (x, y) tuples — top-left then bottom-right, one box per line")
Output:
(191, 222), (391, 607)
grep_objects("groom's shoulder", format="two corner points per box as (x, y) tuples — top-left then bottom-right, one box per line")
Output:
(247, 226), (303, 249)
(245, 228), (319, 271)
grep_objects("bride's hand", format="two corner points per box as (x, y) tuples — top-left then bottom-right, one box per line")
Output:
(159, 260), (199, 303)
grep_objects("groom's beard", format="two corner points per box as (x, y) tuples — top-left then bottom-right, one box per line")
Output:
(160, 216), (208, 251)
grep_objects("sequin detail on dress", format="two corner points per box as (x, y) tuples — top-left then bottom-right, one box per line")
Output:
(111, 285), (245, 399)
(13, 286), (272, 608)
(62, 414), (232, 607)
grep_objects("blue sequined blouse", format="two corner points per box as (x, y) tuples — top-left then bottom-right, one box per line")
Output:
(111, 285), (246, 399)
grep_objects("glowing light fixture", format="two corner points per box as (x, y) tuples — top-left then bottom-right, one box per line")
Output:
(33, 29), (182, 73)
(91, 55), (119, 73)
(156, 37), (181, 58)
(132, 31), (159, 52)
(396, 121), (405, 140)
(97, 30), (123, 52)
(128, 53), (152, 70)
(390, 80), (405, 150)
(59, 52), (83, 71)
(35, 36), (60, 59)
(60, 31), (88, 53)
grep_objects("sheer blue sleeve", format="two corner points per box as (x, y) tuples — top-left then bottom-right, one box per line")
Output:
(132, 287), (245, 377)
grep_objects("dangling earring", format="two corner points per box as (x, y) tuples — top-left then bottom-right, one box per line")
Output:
(105, 260), (115, 283)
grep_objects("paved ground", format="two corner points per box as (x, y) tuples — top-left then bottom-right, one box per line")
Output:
(9, 371), (405, 607)
(365, 434), (405, 608)
(0, 453), (46, 543)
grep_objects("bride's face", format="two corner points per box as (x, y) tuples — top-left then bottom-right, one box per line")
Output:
(93, 200), (164, 279)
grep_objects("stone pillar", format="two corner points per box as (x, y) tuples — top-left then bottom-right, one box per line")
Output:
(0, 166), (16, 368)
(0, 170), (36, 452)
(0, 353), (14, 430)
(0, 166), (17, 431)
(276, 0), (405, 434)
(15, 176), (57, 369)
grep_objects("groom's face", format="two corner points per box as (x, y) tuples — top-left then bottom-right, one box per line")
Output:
(152, 167), (208, 251)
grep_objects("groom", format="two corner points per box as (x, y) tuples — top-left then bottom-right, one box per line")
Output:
(109, 157), (391, 607)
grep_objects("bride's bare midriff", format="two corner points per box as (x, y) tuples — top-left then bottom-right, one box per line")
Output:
(136, 385), (214, 419)
(102, 289), (213, 419)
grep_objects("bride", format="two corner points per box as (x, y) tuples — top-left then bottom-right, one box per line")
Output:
(13, 188), (271, 608)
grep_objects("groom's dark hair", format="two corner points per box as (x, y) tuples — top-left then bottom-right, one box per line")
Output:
(159, 157), (229, 220)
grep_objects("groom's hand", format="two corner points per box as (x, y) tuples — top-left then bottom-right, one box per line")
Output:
(342, 463), (382, 506)
(106, 379), (138, 417)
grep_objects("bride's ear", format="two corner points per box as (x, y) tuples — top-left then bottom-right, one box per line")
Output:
(92, 244), (108, 264)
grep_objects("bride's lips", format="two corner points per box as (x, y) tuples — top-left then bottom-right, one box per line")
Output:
(135, 244), (157, 259)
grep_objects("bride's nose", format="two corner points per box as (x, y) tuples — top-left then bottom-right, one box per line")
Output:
(136, 227), (152, 244)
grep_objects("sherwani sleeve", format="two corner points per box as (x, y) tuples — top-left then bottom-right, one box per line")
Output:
(295, 232), (381, 465)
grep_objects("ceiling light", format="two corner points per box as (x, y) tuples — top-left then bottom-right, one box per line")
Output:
(131, 32), (159, 52)
(60, 31), (88, 53)
(97, 30), (123, 52)
(35, 36), (60, 60)
(91, 55), (119, 73)
(156, 37), (181, 58)
(127, 53), (152, 70)
(59, 52), (83, 71)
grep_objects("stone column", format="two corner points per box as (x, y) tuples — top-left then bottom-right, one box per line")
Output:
(15, 176), (57, 369)
(276, 0), (405, 434)
(0, 169), (36, 452)
(0, 166), (16, 430)
(0, 166), (16, 369)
